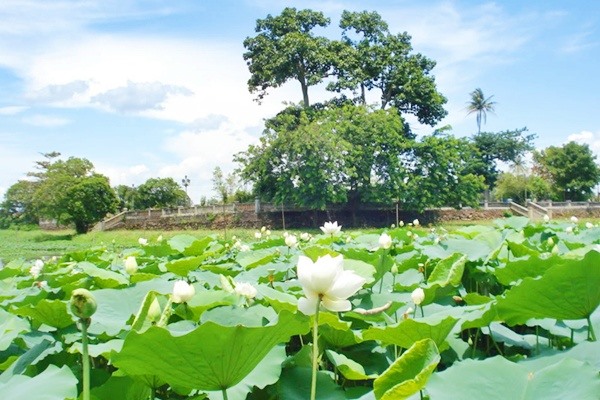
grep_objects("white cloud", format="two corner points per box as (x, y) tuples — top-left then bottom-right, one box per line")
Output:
(21, 114), (71, 127)
(28, 80), (89, 103)
(92, 81), (193, 113)
(567, 130), (600, 156)
(0, 106), (28, 115)
(95, 163), (151, 188)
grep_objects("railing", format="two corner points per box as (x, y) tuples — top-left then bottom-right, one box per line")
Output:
(509, 201), (529, 217)
(527, 201), (550, 219)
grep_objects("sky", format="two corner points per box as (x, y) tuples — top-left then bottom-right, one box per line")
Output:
(0, 0), (599, 203)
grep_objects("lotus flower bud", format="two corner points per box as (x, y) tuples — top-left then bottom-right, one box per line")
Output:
(138, 237), (148, 246)
(124, 256), (138, 275)
(570, 216), (578, 223)
(413, 219), (420, 227)
(70, 288), (97, 319)
(172, 280), (195, 303)
(411, 287), (425, 305)
(285, 234), (298, 248)
(391, 264), (399, 275)
(586, 222), (594, 229)
(147, 298), (162, 322)
(547, 237), (554, 246)
(378, 233), (392, 250)
(543, 214), (550, 222)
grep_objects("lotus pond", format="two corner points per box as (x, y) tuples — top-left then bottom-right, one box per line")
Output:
(1, 216), (599, 399)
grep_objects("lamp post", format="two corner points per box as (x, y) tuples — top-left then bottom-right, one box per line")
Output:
(181, 175), (191, 194)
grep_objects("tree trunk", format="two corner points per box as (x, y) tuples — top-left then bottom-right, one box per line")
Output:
(300, 79), (310, 107)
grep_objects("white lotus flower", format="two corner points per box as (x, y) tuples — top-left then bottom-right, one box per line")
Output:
(234, 282), (258, 299)
(265, 230), (271, 236)
(30, 259), (44, 278)
(157, 235), (163, 242)
(378, 233), (393, 250)
(240, 244), (250, 251)
(566, 226), (573, 233)
(300, 232), (311, 241)
(399, 221), (404, 227)
(320, 221), (341, 235)
(172, 280), (196, 303)
(413, 219), (420, 227)
(138, 237), (148, 246)
(261, 226), (267, 233)
(411, 287), (425, 305)
(543, 214), (550, 222)
(586, 222), (594, 229)
(283, 231), (289, 238)
(571, 216), (578, 223)
(124, 256), (138, 275)
(285, 234), (298, 248)
(391, 224), (396, 229)
(297, 255), (366, 315)
(254, 231), (262, 239)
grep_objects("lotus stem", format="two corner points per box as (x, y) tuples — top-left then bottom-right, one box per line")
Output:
(157, 297), (173, 327)
(81, 318), (90, 400)
(587, 316), (596, 341)
(378, 252), (385, 293)
(222, 387), (229, 400)
(310, 300), (321, 400)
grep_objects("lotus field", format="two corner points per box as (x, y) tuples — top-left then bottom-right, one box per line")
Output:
(1, 216), (600, 399)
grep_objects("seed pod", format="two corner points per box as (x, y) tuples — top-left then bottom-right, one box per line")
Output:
(70, 288), (97, 319)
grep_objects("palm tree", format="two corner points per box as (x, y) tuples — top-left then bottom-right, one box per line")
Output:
(467, 88), (496, 133)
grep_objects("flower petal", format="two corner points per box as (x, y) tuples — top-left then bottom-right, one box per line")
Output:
(297, 256), (315, 290)
(309, 255), (342, 294)
(297, 296), (319, 315)
(321, 297), (351, 312)
(327, 270), (366, 299)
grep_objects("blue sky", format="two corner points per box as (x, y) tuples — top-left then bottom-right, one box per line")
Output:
(1, 0), (599, 203)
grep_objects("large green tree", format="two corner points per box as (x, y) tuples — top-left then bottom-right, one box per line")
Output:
(330, 10), (447, 127)
(0, 180), (38, 227)
(235, 105), (350, 209)
(471, 127), (536, 190)
(64, 175), (119, 233)
(134, 178), (191, 209)
(243, 7), (332, 107)
(533, 141), (600, 201)
(4, 153), (119, 233)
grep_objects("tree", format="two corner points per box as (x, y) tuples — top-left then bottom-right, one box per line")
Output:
(471, 128), (536, 190)
(467, 88), (496, 134)
(235, 105), (350, 209)
(114, 184), (137, 210)
(65, 176), (119, 233)
(533, 141), (600, 201)
(494, 173), (551, 203)
(404, 134), (486, 210)
(330, 10), (447, 127)
(243, 7), (332, 107)
(134, 178), (191, 209)
(212, 167), (239, 204)
(1, 180), (38, 227)
(5, 154), (119, 233)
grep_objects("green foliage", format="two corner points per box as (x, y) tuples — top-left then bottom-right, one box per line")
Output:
(2, 153), (118, 233)
(243, 7), (332, 106)
(331, 10), (447, 126)
(64, 175), (119, 233)
(113, 184), (137, 210)
(471, 127), (536, 188)
(2, 221), (600, 398)
(533, 141), (600, 201)
(134, 177), (191, 209)
(494, 172), (552, 202)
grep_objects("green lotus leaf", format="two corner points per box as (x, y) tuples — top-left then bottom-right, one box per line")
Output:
(427, 253), (467, 287)
(236, 248), (279, 269)
(373, 338), (440, 400)
(0, 365), (77, 399)
(163, 256), (204, 277)
(426, 355), (600, 399)
(325, 350), (378, 380)
(77, 261), (129, 288)
(0, 308), (29, 351)
(14, 299), (73, 329)
(276, 367), (346, 400)
(496, 250), (600, 324)
(493, 254), (558, 286)
(111, 310), (309, 391)
(90, 374), (152, 400)
(363, 315), (457, 350)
